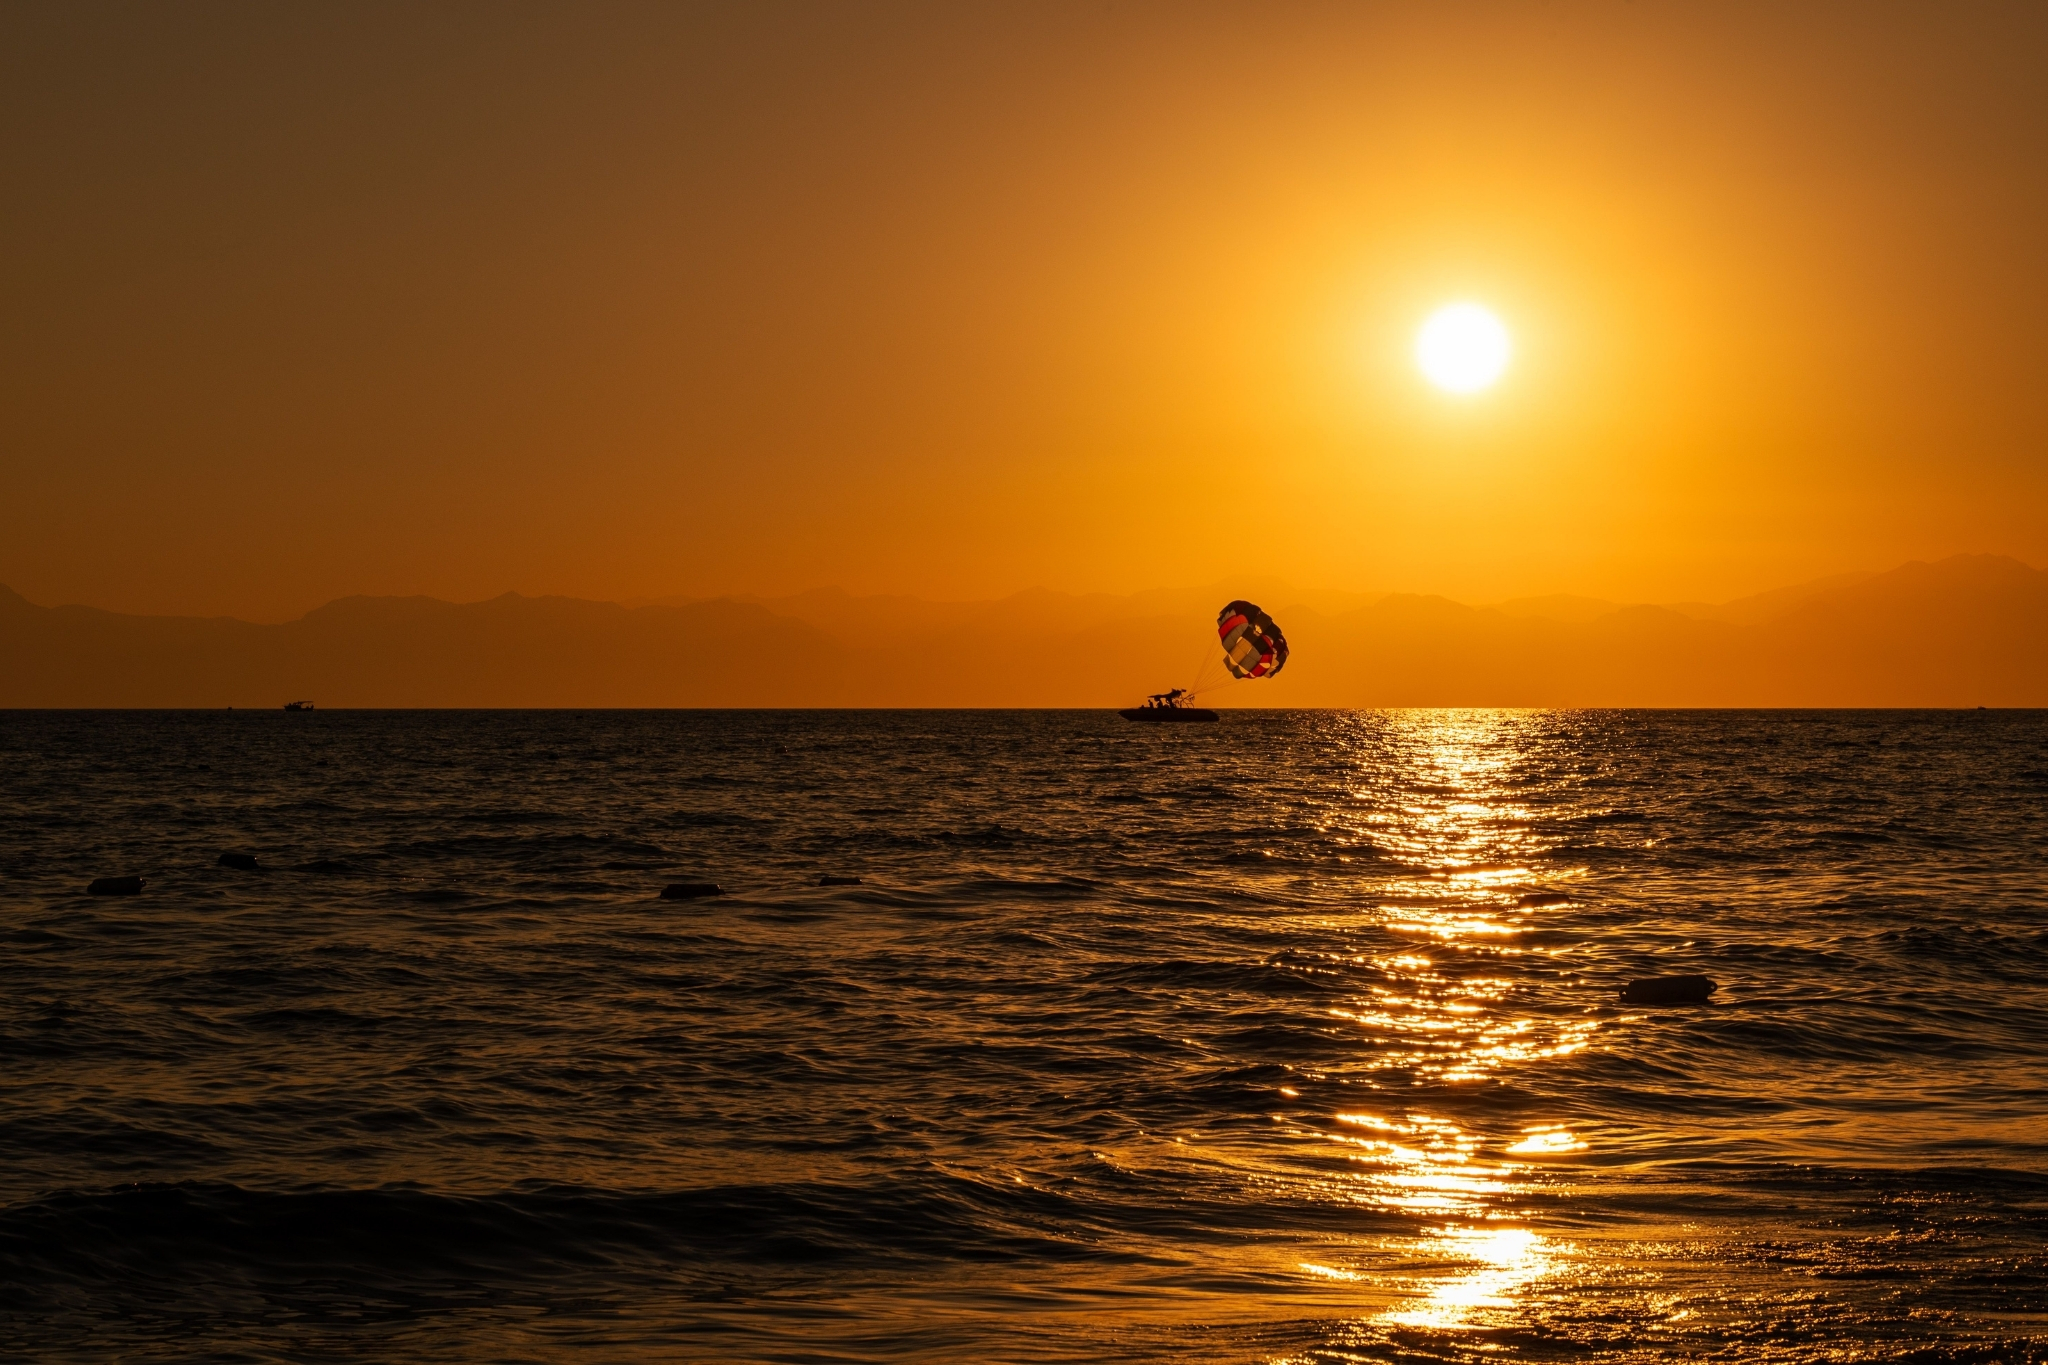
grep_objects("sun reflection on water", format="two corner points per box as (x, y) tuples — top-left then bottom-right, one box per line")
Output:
(1380, 1225), (1564, 1331)
(1285, 714), (1601, 1340)
(1507, 1124), (1590, 1156)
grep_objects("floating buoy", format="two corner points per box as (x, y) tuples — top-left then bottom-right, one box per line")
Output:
(217, 853), (260, 871)
(1620, 974), (1717, 1006)
(818, 875), (862, 887)
(660, 882), (723, 901)
(87, 877), (145, 896)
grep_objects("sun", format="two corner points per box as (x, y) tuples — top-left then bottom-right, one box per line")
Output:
(1415, 303), (1511, 394)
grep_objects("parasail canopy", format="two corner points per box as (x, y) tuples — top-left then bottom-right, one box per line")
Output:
(1216, 600), (1288, 680)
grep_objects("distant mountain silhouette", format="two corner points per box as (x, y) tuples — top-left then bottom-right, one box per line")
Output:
(0, 590), (842, 707)
(3, 555), (2042, 706)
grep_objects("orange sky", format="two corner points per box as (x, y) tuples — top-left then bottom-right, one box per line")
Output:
(4, 1), (2045, 622)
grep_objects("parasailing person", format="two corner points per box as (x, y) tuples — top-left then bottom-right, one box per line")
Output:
(1120, 600), (1289, 722)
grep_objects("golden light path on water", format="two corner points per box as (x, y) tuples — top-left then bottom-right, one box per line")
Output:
(1272, 712), (1601, 1348)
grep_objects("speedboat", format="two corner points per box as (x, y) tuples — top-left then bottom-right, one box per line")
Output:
(1118, 691), (1218, 723)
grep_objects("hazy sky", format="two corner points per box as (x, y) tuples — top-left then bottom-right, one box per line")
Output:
(5, 1), (2046, 621)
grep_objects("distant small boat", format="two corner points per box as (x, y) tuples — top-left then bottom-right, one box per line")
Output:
(283, 700), (314, 712)
(1119, 690), (1218, 723)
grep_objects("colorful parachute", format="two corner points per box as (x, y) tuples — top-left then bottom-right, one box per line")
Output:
(1216, 600), (1288, 680)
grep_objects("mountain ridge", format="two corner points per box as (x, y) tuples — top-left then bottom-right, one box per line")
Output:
(3, 555), (2042, 707)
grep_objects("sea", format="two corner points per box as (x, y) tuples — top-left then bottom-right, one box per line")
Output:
(2, 709), (2045, 1363)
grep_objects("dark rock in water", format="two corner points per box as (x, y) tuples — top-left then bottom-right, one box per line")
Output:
(87, 877), (144, 896)
(307, 859), (350, 874)
(1620, 974), (1717, 1006)
(661, 882), (724, 901)
(818, 875), (863, 887)
(1517, 891), (1572, 908)
(217, 853), (260, 871)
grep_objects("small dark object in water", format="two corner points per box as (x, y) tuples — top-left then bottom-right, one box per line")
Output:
(87, 877), (144, 896)
(217, 853), (260, 871)
(661, 882), (724, 901)
(1517, 891), (1571, 908)
(284, 700), (314, 711)
(1620, 974), (1717, 1006)
(818, 875), (862, 887)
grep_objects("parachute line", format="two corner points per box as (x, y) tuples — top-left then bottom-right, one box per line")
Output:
(1170, 598), (1289, 707)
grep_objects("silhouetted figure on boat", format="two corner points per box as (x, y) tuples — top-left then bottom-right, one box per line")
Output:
(1119, 689), (1218, 723)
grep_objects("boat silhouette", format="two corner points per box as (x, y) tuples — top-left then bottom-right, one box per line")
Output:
(1118, 690), (1217, 723)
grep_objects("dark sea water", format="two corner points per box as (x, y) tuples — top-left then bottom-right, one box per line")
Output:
(3, 709), (2046, 1363)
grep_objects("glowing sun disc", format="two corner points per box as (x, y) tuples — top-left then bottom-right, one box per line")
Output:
(1416, 304), (1511, 394)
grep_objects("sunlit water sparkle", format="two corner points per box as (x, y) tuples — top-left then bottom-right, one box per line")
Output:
(2, 709), (2044, 1362)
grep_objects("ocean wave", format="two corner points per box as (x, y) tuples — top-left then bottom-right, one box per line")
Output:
(2, 709), (2044, 1361)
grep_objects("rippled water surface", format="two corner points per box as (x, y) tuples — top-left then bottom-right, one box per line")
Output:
(3, 709), (2046, 1362)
